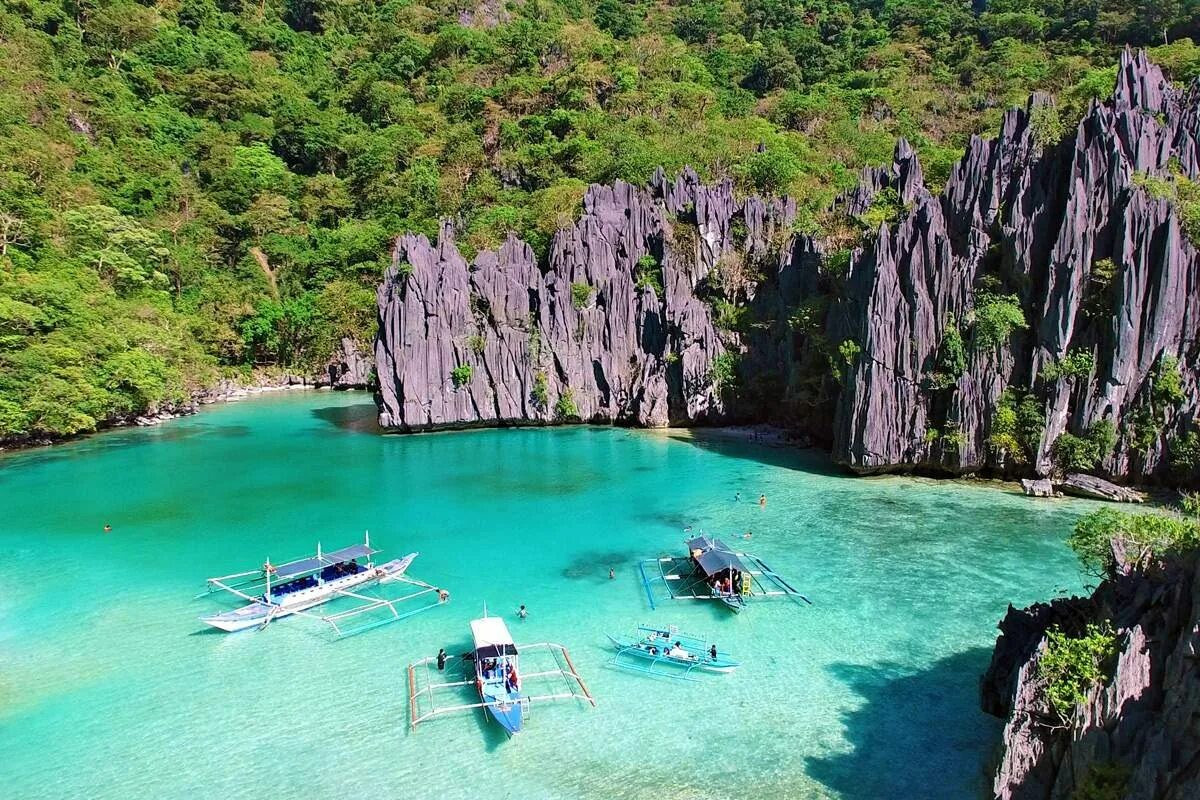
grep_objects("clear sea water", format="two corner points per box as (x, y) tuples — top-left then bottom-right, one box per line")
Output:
(0, 391), (1097, 800)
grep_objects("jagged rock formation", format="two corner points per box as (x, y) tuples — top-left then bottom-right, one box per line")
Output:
(375, 50), (1200, 485)
(319, 337), (373, 389)
(829, 49), (1200, 485)
(375, 172), (792, 431)
(981, 549), (1200, 799)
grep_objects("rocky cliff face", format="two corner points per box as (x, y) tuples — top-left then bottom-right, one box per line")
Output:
(375, 170), (793, 430)
(830, 49), (1200, 484)
(980, 550), (1200, 799)
(375, 50), (1199, 485)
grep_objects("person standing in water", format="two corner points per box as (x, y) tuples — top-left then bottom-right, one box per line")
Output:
(517, 604), (528, 620)
(758, 493), (767, 507)
(436, 648), (447, 671)
(734, 491), (741, 502)
(608, 567), (615, 580)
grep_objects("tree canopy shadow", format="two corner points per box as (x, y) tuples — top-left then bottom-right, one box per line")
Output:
(806, 647), (1000, 800)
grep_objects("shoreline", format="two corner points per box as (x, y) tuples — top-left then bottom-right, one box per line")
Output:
(2, 397), (1162, 505)
(0, 375), (360, 456)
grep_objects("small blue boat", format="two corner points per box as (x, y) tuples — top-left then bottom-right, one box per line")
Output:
(470, 614), (526, 735)
(607, 624), (740, 681)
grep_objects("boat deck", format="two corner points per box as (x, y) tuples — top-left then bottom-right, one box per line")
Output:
(637, 553), (811, 610)
(407, 643), (595, 730)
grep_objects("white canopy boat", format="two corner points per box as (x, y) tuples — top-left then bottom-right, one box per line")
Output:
(199, 533), (448, 636)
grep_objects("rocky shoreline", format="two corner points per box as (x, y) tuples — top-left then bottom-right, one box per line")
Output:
(981, 547), (1200, 799)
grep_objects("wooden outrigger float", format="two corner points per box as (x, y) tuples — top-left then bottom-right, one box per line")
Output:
(638, 534), (811, 612)
(198, 533), (449, 637)
(407, 611), (595, 736)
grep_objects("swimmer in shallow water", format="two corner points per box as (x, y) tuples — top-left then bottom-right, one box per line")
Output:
(758, 493), (767, 507)
(608, 567), (615, 579)
(103, 523), (112, 533)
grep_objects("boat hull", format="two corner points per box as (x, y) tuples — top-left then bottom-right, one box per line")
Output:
(606, 634), (740, 673)
(482, 692), (524, 736)
(200, 556), (413, 632)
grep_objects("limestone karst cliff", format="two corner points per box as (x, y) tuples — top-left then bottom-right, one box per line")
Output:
(375, 50), (1200, 486)
(980, 547), (1200, 800)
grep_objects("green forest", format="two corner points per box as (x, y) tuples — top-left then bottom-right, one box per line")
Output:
(1, 0), (1199, 440)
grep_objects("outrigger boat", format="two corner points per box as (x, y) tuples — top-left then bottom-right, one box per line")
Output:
(607, 624), (739, 681)
(199, 533), (447, 637)
(638, 534), (811, 612)
(470, 615), (525, 735)
(407, 610), (595, 736)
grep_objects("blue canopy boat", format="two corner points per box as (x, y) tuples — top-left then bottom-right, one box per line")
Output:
(607, 624), (740, 681)
(470, 614), (525, 735)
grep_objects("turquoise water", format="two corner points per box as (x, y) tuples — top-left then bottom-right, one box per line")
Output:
(0, 391), (1095, 799)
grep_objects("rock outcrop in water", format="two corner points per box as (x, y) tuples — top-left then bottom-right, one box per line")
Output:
(375, 50), (1200, 486)
(980, 547), (1200, 799)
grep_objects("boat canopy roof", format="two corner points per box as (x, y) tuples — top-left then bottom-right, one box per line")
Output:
(687, 535), (747, 577)
(471, 616), (518, 659)
(272, 544), (376, 578)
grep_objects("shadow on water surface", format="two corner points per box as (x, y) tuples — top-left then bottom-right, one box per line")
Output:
(806, 647), (999, 800)
(561, 550), (638, 580)
(661, 428), (841, 475)
(311, 402), (382, 434)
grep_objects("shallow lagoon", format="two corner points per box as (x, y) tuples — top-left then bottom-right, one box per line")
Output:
(0, 391), (1095, 799)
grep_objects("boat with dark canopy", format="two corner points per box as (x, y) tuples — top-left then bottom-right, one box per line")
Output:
(638, 533), (811, 612)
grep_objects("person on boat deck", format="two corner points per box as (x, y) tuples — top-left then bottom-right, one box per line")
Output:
(669, 641), (690, 659)
(505, 663), (518, 693)
(709, 644), (718, 660)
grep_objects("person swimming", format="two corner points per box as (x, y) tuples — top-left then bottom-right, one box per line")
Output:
(758, 493), (767, 507)
(103, 523), (112, 533)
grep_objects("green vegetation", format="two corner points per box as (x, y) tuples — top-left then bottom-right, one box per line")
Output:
(1028, 103), (1066, 148)
(466, 334), (486, 355)
(856, 187), (906, 231)
(989, 389), (1044, 463)
(971, 292), (1027, 350)
(1068, 506), (1200, 577)
(930, 321), (966, 389)
(2, 0), (1197, 438)
(554, 388), (579, 419)
(1038, 621), (1118, 721)
(531, 370), (549, 409)
(836, 339), (861, 383)
(1053, 420), (1117, 473)
(570, 283), (594, 310)
(1083, 258), (1117, 319)
(1170, 430), (1200, 475)
(1042, 348), (1095, 381)
(1073, 762), (1131, 800)
(634, 254), (664, 295)
(710, 352), (738, 393)
(450, 363), (473, 388)
(1127, 353), (1187, 455)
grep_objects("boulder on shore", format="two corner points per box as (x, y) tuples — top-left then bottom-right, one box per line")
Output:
(1020, 478), (1055, 497)
(1059, 473), (1145, 503)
